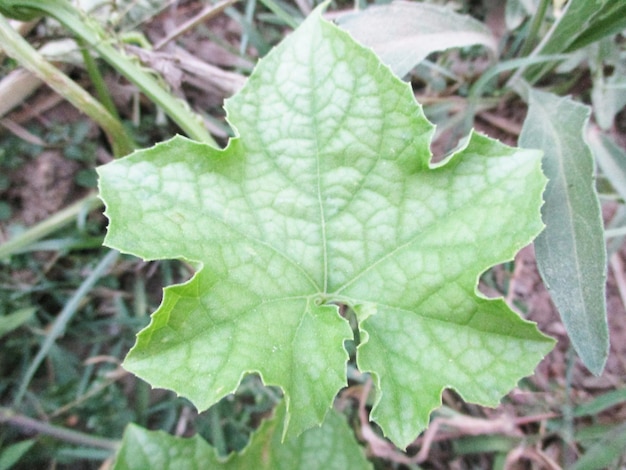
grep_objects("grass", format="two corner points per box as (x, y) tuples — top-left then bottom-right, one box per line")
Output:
(1, 0), (625, 468)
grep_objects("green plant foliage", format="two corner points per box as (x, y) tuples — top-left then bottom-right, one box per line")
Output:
(520, 89), (608, 375)
(0, 307), (35, 337)
(536, 0), (626, 53)
(589, 128), (626, 203)
(0, 439), (35, 470)
(337, 1), (497, 78)
(113, 403), (372, 469)
(590, 39), (626, 131)
(570, 422), (626, 470)
(525, 0), (626, 82)
(98, 6), (554, 450)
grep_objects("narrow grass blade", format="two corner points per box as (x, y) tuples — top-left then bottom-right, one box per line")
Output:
(573, 387), (626, 418)
(12, 249), (119, 407)
(523, 0), (626, 83)
(0, 193), (102, 260)
(570, 422), (626, 470)
(520, 89), (608, 375)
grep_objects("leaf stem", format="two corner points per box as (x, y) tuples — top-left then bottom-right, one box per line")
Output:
(77, 36), (121, 122)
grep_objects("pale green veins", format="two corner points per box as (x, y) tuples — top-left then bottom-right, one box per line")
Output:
(98, 5), (554, 450)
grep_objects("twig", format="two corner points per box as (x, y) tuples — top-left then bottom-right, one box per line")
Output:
(0, 407), (119, 450)
(477, 111), (522, 137)
(506, 444), (563, 470)
(357, 379), (414, 465)
(0, 117), (48, 145)
(49, 367), (127, 419)
(154, 0), (240, 50)
(414, 412), (523, 463)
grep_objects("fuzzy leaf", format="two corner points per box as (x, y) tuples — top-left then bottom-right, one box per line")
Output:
(520, 89), (608, 375)
(98, 6), (553, 449)
(113, 403), (371, 470)
(337, 1), (497, 78)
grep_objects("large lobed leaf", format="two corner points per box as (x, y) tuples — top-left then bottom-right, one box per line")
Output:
(98, 6), (554, 449)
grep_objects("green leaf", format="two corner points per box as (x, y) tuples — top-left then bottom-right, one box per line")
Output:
(570, 422), (626, 470)
(525, 0), (626, 82)
(98, 6), (553, 449)
(538, 0), (626, 53)
(0, 439), (35, 470)
(565, 3), (626, 52)
(0, 307), (35, 337)
(337, 1), (497, 78)
(573, 387), (626, 418)
(520, 89), (608, 375)
(113, 403), (372, 470)
(505, 0), (539, 31)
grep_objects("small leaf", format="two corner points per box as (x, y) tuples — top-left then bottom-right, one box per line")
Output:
(520, 89), (608, 375)
(337, 0), (497, 78)
(113, 403), (372, 470)
(573, 387), (626, 418)
(99, 5), (553, 449)
(0, 439), (35, 470)
(0, 307), (35, 338)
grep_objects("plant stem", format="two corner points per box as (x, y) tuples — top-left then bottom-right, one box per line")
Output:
(518, 0), (551, 57)
(12, 249), (120, 407)
(0, 14), (135, 156)
(0, 193), (102, 260)
(78, 37), (121, 122)
(209, 406), (227, 456)
(0, 406), (119, 450)
(0, 0), (218, 146)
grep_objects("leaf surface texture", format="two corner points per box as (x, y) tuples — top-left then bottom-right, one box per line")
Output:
(99, 7), (554, 448)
